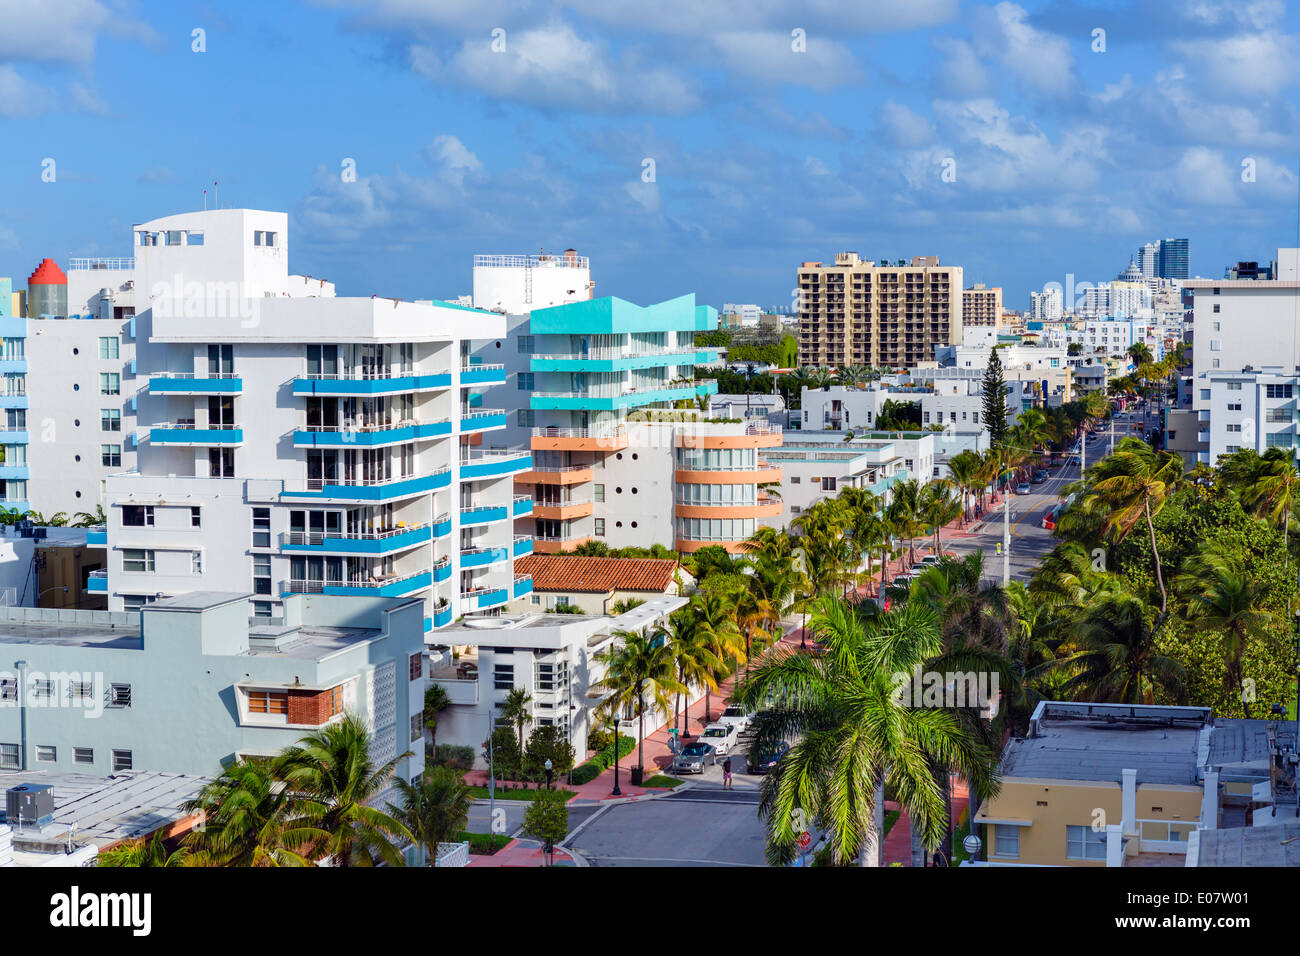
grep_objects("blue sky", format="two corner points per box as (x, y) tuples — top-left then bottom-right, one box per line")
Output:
(2, 0), (1299, 311)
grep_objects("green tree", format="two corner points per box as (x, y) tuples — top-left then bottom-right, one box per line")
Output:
(181, 760), (320, 867)
(387, 767), (474, 865)
(1054, 592), (1186, 704)
(424, 683), (451, 749)
(593, 629), (687, 782)
(98, 830), (190, 867)
(981, 346), (1010, 446)
(500, 687), (534, 762)
(524, 724), (577, 777)
(521, 789), (570, 865)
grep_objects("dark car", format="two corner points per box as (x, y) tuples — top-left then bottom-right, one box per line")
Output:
(672, 741), (717, 774)
(1031, 470), (1048, 484)
(748, 741), (790, 774)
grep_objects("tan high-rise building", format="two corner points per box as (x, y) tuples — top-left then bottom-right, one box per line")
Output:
(962, 283), (1002, 327)
(797, 253), (963, 369)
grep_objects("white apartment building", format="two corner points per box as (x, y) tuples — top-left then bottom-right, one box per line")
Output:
(1195, 367), (1299, 465)
(100, 209), (534, 631)
(1030, 288), (1063, 322)
(798, 382), (1026, 436)
(471, 251), (593, 314)
(767, 433), (935, 524)
(721, 303), (763, 327)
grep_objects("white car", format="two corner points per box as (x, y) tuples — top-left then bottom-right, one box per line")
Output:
(698, 723), (739, 755)
(718, 705), (753, 735)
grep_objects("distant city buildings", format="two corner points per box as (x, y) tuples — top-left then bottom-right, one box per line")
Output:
(1136, 237), (1189, 280)
(1030, 288), (1063, 322)
(962, 284), (1002, 328)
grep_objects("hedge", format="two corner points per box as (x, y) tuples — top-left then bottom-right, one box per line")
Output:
(570, 734), (637, 785)
(432, 744), (475, 771)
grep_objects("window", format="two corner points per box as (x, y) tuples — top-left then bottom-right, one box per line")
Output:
(109, 683), (132, 707)
(100, 408), (121, 431)
(122, 505), (154, 527)
(112, 750), (133, 772)
(0, 677), (15, 702)
(248, 690), (288, 715)
(254, 230), (277, 247)
(191, 506), (202, 527)
(1267, 384), (1294, 399)
(1066, 824), (1107, 861)
(252, 601), (272, 618)
(99, 372), (121, 395)
(187, 231), (204, 246)
(1267, 433), (1294, 448)
(98, 336), (120, 359)
(791, 475), (801, 484)
(1213, 303), (1220, 313)
(1209, 340), (1221, 351)
(516, 409), (535, 427)
(594, 483), (605, 503)
(252, 507), (271, 547)
(0, 743), (17, 770)
(1226, 382), (1242, 391)
(411, 711), (423, 742)
(68, 680), (92, 701)
(1226, 423), (1242, 433)
(191, 551), (203, 574)
(1213, 321), (1221, 331)
(74, 747), (94, 764)
(122, 594), (157, 612)
(594, 518), (605, 536)
(517, 373), (534, 390)
(209, 447), (235, 477)
(517, 335), (534, 353)
(32, 679), (53, 699)
(993, 825), (1020, 858)
(1213, 359), (1221, 369)
(101, 444), (122, 467)
(122, 549), (154, 572)
(1227, 403), (1242, 412)
(1268, 407), (1291, 423)
(253, 554), (272, 595)
(493, 663), (515, 690)
(409, 652), (423, 681)
(326, 685), (344, 718)
(1226, 445), (1241, 453)
(36, 745), (56, 763)
(821, 477), (836, 492)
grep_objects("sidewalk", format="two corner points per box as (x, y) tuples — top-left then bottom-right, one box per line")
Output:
(467, 837), (577, 867)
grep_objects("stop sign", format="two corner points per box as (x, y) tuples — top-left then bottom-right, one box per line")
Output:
(798, 830), (812, 851)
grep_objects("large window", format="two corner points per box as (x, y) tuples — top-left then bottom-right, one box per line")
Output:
(101, 408), (121, 432)
(493, 663), (514, 691)
(517, 373), (534, 390)
(99, 372), (121, 395)
(122, 505), (153, 526)
(98, 336), (120, 359)
(993, 825), (1020, 858)
(101, 444), (122, 467)
(252, 508), (271, 548)
(1066, 824), (1107, 861)
(209, 447), (235, 477)
(122, 549), (154, 572)
(1267, 383), (1294, 399)
(248, 690), (288, 715)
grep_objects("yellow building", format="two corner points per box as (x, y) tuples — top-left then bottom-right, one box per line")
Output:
(962, 284), (1003, 327)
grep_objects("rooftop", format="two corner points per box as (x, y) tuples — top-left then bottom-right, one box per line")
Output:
(1192, 821), (1300, 866)
(0, 608), (141, 650)
(246, 623), (382, 660)
(513, 555), (680, 594)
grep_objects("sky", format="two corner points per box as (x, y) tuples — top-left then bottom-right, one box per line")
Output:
(1, 0), (1299, 311)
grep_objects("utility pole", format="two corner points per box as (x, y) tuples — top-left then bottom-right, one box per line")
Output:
(487, 703), (496, 831)
(1002, 450), (1011, 586)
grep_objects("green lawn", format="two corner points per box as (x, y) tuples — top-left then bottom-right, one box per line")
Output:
(467, 785), (575, 801)
(642, 774), (683, 789)
(457, 831), (511, 855)
(884, 809), (900, 837)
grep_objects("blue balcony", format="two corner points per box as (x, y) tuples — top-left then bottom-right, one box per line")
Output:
(0, 360), (28, 375)
(529, 381), (716, 412)
(282, 570), (432, 598)
(292, 371), (453, 396)
(513, 575), (533, 599)
(460, 452), (532, 480)
(0, 431), (28, 444)
(0, 465), (29, 480)
(0, 500), (28, 514)
(512, 495), (533, 518)
(432, 512), (452, 538)
(279, 525), (431, 555)
(513, 535), (533, 558)
(460, 504), (508, 526)
(530, 349), (712, 373)
(0, 395), (29, 410)
(86, 529), (107, 546)
(433, 603), (453, 628)
(460, 546), (509, 569)
(432, 557), (452, 583)
(87, 570), (108, 593)
(151, 425), (243, 446)
(282, 469), (452, 503)
(293, 419), (451, 447)
(466, 587), (508, 610)
(149, 374), (243, 395)
(459, 364), (506, 386)
(460, 410), (506, 433)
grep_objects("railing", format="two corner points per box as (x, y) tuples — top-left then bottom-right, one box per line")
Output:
(461, 450), (528, 462)
(473, 254), (588, 269)
(301, 465), (450, 490)
(286, 569), (430, 593)
(513, 494), (534, 505)
(149, 371), (240, 379)
(432, 555), (451, 570)
(280, 525), (426, 546)
(743, 421), (783, 436)
(460, 546), (507, 558)
(298, 367), (439, 381)
(299, 417), (447, 433)
(532, 426), (626, 439)
(460, 504), (506, 517)
(69, 257), (134, 271)
(88, 570), (108, 580)
(434, 841), (470, 868)
(532, 347), (686, 361)
(528, 463), (590, 473)
(461, 363), (505, 372)
(461, 408), (505, 420)
(153, 422), (240, 430)
(534, 496), (591, 508)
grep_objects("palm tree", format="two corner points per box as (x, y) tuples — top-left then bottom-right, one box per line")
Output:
(919, 481), (962, 554)
(99, 829), (191, 867)
(274, 713), (413, 866)
(1175, 549), (1283, 718)
(594, 629), (687, 782)
(1128, 342), (1154, 368)
(71, 504), (107, 528)
(424, 683), (451, 750)
(1054, 592), (1186, 704)
(1242, 448), (1300, 567)
(887, 478), (924, 565)
(662, 613), (722, 739)
(733, 595), (1000, 866)
(181, 760), (320, 867)
(388, 766), (474, 865)
(946, 450), (983, 525)
(1077, 437), (1184, 614)
(690, 591), (747, 724)
(499, 687), (534, 765)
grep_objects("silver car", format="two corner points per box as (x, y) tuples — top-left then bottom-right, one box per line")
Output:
(672, 741), (716, 774)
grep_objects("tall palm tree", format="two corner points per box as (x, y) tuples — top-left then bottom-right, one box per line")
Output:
(946, 450), (983, 525)
(886, 478), (923, 565)
(691, 591), (747, 724)
(593, 629), (687, 782)
(662, 613), (722, 738)
(1054, 592), (1186, 704)
(388, 766), (474, 865)
(274, 713), (413, 866)
(733, 595), (1000, 866)
(1175, 549), (1283, 718)
(181, 760), (321, 867)
(71, 504), (107, 528)
(1077, 437), (1185, 615)
(499, 687), (534, 763)
(918, 481), (962, 554)
(1242, 448), (1300, 567)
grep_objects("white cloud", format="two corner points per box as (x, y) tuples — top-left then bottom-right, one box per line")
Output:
(1165, 147), (1240, 205)
(711, 30), (861, 91)
(877, 101), (936, 148)
(1170, 32), (1298, 97)
(421, 134), (484, 187)
(931, 37), (990, 97)
(0, 65), (56, 117)
(0, 0), (156, 64)
(970, 2), (1076, 100)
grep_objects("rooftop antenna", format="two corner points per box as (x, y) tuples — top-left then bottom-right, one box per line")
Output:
(203, 186), (207, 211)
(214, 179), (219, 210)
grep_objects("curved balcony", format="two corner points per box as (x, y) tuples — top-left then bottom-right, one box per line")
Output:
(293, 418), (451, 448)
(283, 569), (432, 598)
(87, 569), (108, 593)
(149, 372), (243, 395)
(432, 555), (452, 583)
(432, 511), (452, 538)
(292, 369), (453, 396)
(279, 524), (431, 555)
(460, 545), (510, 569)
(516, 463), (593, 485)
(281, 467), (452, 503)
(532, 497), (593, 520)
(459, 363), (507, 386)
(460, 503), (509, 526)
(512, 495), (534, 517)
(530, 426), (628, 452)
(151, 423), (243, 446)
(513, 535), (534, 558)
(463, 585), (509, 610)
(460, 409), (507, 433)
(460, 450), (532, 480)
(513, 574), (533, 598)
(433, 603), (454, 628)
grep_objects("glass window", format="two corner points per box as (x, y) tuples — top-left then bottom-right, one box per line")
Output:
(101, 408), (121, 431)
(99, 372), (121, 395)
(122, 549), (154, 572)
(98, 336), (120, 359)
(252, 507), (271, 548)
(253, 554), (272, 595)
(993, 825), (1019, 858)
(73, 747), (94, 764)
(36, 745), (56, 762)
(1066, 824), (1107, 861)
(518, 372), (534, 390)
(518, 335), (534, 353)
(101, 444), (122, 467)
(112, 750), (133, 772)
(122, 505), (153, 527)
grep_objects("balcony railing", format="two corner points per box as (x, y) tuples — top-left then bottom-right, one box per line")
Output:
(286, 569), (430, 593)
(149, 371), (240, 379)
(461, 408), (505, 420)
(461, 363), (505, 372)
(528, 463), (591, 473)
(69, 257), (135, 271)
(301, 465), (451, 490)
(299, 367), (443, 381)
(280, 524), (427, 546)
(532, 426), (626, 439)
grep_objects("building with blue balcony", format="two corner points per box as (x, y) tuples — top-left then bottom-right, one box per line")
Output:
(101, 209), (531, 631)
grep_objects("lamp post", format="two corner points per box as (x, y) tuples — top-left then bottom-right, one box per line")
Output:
(544, 758), (553, 791)
(610, 716), (622, 797)
(963, 833), (982, 866)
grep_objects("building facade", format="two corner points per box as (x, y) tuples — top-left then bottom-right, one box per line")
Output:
(797, 253), (963, 369)
(962, 284), (1002, 327)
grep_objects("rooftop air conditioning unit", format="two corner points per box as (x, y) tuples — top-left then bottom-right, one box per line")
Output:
(5, 784), (55, 828)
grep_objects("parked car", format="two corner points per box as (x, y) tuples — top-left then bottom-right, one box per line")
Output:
(1016, 482), (1031, 495)
(748, 741), (790, 774)
(1031, 470), (1048, 484)
(672, 741), (716, 774)
(699, 723), (739, 755)
(718, 705), (753, 735)
(890, 573), (916, 587)
(918, 553), (942, 567)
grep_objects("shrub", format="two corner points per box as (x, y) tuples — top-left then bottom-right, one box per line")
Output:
(524, 725), (576, 777)
(570, 734), (636, 785)
(433, 744), (475, 771)
(482, 726), (522, 779)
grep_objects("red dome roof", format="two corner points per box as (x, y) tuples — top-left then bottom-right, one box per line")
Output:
(27, 258), (67, 286)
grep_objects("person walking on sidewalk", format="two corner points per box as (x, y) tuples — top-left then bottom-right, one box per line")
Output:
(722, 756), (733, 790)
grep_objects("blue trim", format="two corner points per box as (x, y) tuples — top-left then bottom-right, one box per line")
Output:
(282, 571), (432, 598)
(0, 431), (27, 444)
(293, 421), (451, 446)
(0, 360), (28, 375)
(512, 497), (533, 517)
(513, 576), (533, 598)
(86, 529), (107, 545)
(432, 515), (452, 538)
(530, 350), (707, 373)
(473, 588), (509, 610)
(0, 465), (29, 479)
(513, 537), (533, 558)
(460, 454), (532, 480)
(87, 576), (107, 593)
(282, 470), (451, 502)
(281, 526), (432, 555)
(433, 561), (452, 583)
(460, 413), (506, 433)
(292, 373), (452, 396)
(460, 506), (508, 526)
(0, 396), (29, 410)
(461, 547), (509, 569)
(151, 427), (243, 445)
(460, 367), (507, 386)
(433, 604), (453, 627)
(149, 376), (243, 394)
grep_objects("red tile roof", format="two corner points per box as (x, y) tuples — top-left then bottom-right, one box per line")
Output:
(514, 555), (679, 594)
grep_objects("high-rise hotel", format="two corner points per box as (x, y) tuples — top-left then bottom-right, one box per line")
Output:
(98, 209), (533, 630)
(797, 253), (963, 369)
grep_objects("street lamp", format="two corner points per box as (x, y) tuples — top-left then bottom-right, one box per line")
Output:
(544, 758), (553, 790)
(963, 832), (982, 864)
(610, 716), (622, 797)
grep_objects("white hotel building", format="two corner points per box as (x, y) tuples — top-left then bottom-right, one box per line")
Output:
(99, 209), (534, 630)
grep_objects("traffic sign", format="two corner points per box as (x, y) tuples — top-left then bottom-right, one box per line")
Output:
(797, 830), (813, 851)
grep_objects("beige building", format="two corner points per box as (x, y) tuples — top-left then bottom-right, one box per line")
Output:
(797, 253), (962, 369)
(962, 284), (1003, 327)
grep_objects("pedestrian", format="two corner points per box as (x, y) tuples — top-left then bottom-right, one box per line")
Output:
(722, 756), (732, 790)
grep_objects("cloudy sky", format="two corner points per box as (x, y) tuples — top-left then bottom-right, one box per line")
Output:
(1, 0), (1298, 310)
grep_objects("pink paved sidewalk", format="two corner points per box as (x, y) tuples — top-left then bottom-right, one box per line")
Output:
(466, 837), (576, 867)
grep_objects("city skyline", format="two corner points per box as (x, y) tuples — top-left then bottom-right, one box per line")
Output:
(1, 1), (1299, 311)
